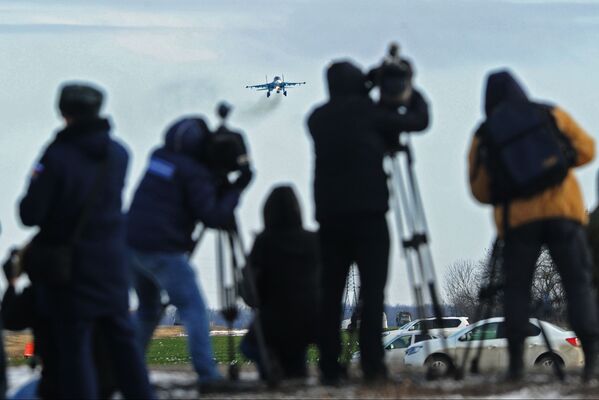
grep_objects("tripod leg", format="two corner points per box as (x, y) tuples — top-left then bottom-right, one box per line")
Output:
(458, 240), (502, 378)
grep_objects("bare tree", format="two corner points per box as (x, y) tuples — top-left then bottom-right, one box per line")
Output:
(531, 249), (567, 323)
(443, 247), (566, 324)
(443, 260), (482, 320)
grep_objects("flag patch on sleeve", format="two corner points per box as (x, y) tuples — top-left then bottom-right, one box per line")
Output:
(148, 158), (175, 179)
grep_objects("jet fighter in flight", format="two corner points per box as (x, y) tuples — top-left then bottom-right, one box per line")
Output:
(245, 75), (306, 97)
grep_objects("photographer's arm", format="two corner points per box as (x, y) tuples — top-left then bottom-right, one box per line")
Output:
(184, 165), (241, 229)
(19, 151), (59, 227)
(375, 90), (430, 139)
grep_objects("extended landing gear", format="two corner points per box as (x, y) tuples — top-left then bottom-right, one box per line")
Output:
(266, 91), (270, 98)
(283, 91), (287, 96)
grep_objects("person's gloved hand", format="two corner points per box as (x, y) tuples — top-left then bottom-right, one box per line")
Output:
(231, 165), (253, 191)
(2, 248), (20, 285)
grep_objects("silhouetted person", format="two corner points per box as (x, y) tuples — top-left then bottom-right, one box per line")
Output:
(468, 70), (599, 382)
(587, 171), (599, 320)
(307, 60), (429, 384)
(127, 116), (252, 388)
(18, 83), (154, 398)
(240, 185), (320, 379)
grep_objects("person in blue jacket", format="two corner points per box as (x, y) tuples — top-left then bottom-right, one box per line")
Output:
(18, 83), (154, 399)
(127, 116), (252, 388)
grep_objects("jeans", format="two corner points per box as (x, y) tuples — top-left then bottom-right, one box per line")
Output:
(131, 250), (221, 382)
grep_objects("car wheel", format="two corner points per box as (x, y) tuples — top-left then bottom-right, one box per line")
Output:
(535, 353), (563, 370)
(425, 354), (451, 379)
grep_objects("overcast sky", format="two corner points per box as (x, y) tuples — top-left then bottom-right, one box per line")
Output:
(2, 0), (599, 308)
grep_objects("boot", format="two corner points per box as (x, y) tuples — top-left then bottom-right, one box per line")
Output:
(506, 340), (525, 382)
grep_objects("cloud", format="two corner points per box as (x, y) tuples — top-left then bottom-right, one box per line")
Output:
(113, 32), (219, 63)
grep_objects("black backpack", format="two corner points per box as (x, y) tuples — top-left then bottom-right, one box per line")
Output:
(477, 101), (576, 204)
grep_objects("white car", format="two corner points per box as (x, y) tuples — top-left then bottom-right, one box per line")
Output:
(384, 330), (438, 365)
(403, 317), (584, 374)
(352, 330), (437, 366)
(397, 316), (469, 337)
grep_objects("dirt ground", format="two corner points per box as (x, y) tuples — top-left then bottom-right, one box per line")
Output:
(3, 326), (186, 360)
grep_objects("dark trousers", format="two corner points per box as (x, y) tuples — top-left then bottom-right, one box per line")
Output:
(503, 219), (599, 364)
(51, 313), (154, 399)
(318, 214), (390, 379)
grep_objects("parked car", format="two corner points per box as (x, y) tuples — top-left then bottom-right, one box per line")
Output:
(352, 330), (438, 366)
(397, 316), (469, 337)
(403, 317), (584, 374)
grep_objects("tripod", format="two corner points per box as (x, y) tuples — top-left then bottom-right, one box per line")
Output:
(194, 220), (281, 386)
(387, 136), (455, 377)
(341, 265), (361, 366)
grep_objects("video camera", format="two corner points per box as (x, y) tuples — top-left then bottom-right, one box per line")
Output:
(201, 102), (251, 177)
(367, 42), (414, 108)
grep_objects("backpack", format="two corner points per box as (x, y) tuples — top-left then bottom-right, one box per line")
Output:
(477, 101), (575, 204)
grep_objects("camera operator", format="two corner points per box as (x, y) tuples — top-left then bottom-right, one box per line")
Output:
(306, 55), (429, 385)
(127, 115), (253, 389)
(17, 83), (154, 399)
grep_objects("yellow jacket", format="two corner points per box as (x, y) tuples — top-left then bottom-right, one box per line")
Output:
(468, 106), (595, 235)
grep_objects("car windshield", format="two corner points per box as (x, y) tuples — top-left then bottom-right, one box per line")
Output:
(449, 323), (477, 339)
(398, 322), (412, 330)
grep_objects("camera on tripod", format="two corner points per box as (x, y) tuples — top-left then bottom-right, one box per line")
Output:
(200, 101), (251, 178)
(368, 42), (414, 109)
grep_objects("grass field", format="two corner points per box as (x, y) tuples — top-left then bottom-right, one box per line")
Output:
(146, 334), (356, 365)
(6, 330), (360, 366)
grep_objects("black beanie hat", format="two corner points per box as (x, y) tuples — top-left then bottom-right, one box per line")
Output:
(58, 83), (104, 119)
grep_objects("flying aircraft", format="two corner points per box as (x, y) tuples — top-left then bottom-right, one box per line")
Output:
(245, 75), (306, 97)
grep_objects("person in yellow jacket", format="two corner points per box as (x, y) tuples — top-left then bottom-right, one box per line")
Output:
(468, 69), (599, 382)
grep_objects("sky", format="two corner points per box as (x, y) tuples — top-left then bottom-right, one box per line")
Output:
(2, 0), (599, 309)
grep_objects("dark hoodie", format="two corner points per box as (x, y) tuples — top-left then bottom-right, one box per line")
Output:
(127, 116), (241, 253)
(19, 117), (131, 317)
(484, 70), (528, 117)
(307, 60), (429, 222)
(248, 185), (320, 343)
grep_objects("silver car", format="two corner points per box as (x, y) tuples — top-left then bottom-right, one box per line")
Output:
(404, 317), (584, 373)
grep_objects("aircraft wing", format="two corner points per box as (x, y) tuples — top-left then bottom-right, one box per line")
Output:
(245, 83), (270, 90)
(283, 81), (306, 88)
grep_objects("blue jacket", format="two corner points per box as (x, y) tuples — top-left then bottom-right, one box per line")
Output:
(19, 118), (130, 318)
(127, 117), (241, 253)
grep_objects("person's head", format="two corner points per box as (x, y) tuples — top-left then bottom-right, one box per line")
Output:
(163, 116), (211, 158)
(263, 184), (303, 231)
(326, 60), (368, 98)
(58, 82), (104, 123)
(484, 69), (528, 117)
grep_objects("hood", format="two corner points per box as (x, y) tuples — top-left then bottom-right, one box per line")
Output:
(326, 61), (367, 98)
(484, 69), (528, 117)
(54, 117), (111, 160)
(164, 116), (210, 157)
(263, 185), (303, 231)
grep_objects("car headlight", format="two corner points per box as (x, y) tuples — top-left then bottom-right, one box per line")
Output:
(406, 346), (423, 356)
